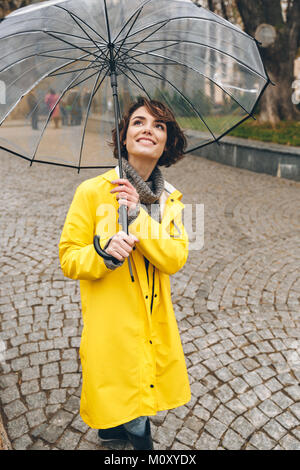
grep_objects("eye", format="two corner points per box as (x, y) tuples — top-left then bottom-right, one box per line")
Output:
(156, 122), (165, 130)
(132, 119), (142, 126)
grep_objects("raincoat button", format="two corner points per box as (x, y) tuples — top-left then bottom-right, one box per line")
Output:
(145, 295), (148, 299)
(149, 340), (152, 344)
(133, 247), (136, 251)
(150, 384), (154, 388)
(154, 294), (157, 298)
(171, 199), (174, 202)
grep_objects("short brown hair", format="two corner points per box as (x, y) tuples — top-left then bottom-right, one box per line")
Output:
(111, 97), (187, 167)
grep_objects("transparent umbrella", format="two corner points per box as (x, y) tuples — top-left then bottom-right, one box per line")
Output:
(0, 0), (272, 266)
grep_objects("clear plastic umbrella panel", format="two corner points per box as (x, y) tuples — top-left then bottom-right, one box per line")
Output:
(0, 0), (271, 172)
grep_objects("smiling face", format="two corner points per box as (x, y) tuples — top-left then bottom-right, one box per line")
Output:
(124, 106), (168, 164)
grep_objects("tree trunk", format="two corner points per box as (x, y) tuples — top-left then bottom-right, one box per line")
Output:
(199, 0), (300, 125)
(0, 1), (38, 18)
(236, 0), (300, 125)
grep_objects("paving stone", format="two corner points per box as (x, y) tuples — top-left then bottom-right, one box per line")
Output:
(276, 411), (299, 430)
(226, 398), (247, 415)
(193, 405), (210, 422)
(41, 376), (59, 390)
(3, 399), (27, 420)
(20, 380), (39, 396)
(231, 416), (255, 439)
(258, 399), (282, 418)
(173, 405), (190, 419)
(214, 384), (234, 403)
(22, 366), (40, 381)
(153, 426), (177, 447)
(49, 389), (67, 405)
(164, 413), (183, 431)
(7, 415), (29, 441)
(213, 405), (236, 426)
(229, 377), (249, 394)
(204, 417), (227, 439)
(70, 414), (89, 433)
(249, 431), (276, 450)
(272, 391), (293, 409)
(0, 385), (20, 404)
(285, 385), (300, 401)
(56, 429), (81, 450)
(61, 373), (81, 388)
(290, 403), (300, 420)
(185, 415), (205, 433)
(263, 419), (287, 441)
(42, 362), (60, 377)
(244, 408), (269, 428)
(26, 408), (47, 428)
(198, 395), (220, 413)
(222, 429), (244, 450)
(195, 431), (219, 450)
(25, 391), (47, 410)
(12, 433), (33, 450)
(253, 384), (272, 401)
(39, 424), (66, 444)
(279, 434), (300, 450)
(176, 427), (198, 446)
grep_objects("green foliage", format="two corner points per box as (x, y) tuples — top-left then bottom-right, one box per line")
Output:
(229, 120), (300, 146)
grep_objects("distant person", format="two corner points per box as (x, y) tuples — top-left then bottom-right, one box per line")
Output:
(27, 91), (39, 130)
(60, 96), (69, 126)
(67, 88), (82, 126)
(45, 88), (61, 129)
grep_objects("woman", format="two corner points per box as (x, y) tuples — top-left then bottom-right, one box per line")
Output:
(59, 97), (191, 450)
(45, 88), (60, 129)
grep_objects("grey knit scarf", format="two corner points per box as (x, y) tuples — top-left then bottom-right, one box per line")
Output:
(120, 157), (165, 223)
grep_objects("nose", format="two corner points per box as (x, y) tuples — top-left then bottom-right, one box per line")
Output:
(142, 124), (153, 134)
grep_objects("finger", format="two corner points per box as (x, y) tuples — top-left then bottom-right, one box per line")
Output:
(106, 248), (124, 261)
(111, 179), (133, 189)
(117, 232), (139, 246)
(110, 243), (130, 258)
(111, 186), (136, 195)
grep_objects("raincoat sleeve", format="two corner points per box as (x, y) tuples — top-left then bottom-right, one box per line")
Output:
(129, 205), (189, 275)
(59, 183), (113, 281)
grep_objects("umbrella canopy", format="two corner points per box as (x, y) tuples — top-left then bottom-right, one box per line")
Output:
(0, 0), (271, 172)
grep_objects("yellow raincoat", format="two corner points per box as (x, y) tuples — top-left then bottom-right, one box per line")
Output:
(59, 166), (191, 429)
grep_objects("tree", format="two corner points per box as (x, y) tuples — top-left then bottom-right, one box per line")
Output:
(0, 1), (33, 18)
(194, 0), (300, 125)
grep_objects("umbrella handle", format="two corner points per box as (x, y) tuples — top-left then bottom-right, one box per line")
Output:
(93, 235), (120, 263)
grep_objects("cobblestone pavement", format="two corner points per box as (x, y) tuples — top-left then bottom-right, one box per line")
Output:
(1, 145), (300, 450)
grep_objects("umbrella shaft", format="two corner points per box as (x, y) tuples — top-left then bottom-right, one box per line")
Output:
(109, 69), (127, 235)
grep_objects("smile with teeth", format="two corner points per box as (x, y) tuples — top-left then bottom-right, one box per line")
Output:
(137, 138), (156, 145)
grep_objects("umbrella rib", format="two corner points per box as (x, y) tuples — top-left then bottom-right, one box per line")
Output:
(112, 0), (152, 43)
(54, 4), (108, 44)
(121, 46), (256, 117)
(116, 63), (152, 100)
(38, 53), (96, 63)
(0, 51), (105, 127)
(121, 52), (218, 141)
(117, 21), (169, 64)
(0, 48), (97, 75)
(113, 8), (144, 62)
(60, 7), (105, 56)
(44, 31), (105, 62)
(77, 65), (109, 171)
(30, 56), (105, 166)
(49, 62), (103, 77)
(115, 15), (252, 46)
(126, 41), (182, 60)
(127, 39), (267, 82)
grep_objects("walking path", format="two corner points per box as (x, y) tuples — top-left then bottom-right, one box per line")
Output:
(0, 148), (300, 450)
